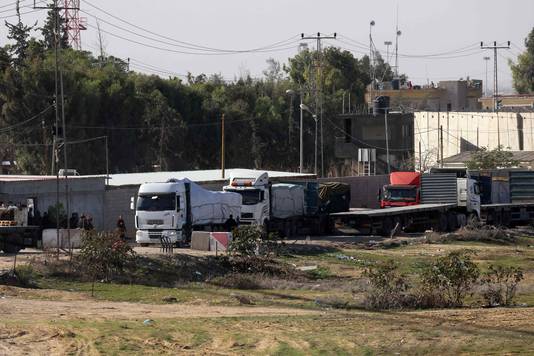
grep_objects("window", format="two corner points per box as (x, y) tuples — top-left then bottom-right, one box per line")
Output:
(225, 189), (263, 205)
(344, 119), (352, 143)
(136, 194), (176, 211)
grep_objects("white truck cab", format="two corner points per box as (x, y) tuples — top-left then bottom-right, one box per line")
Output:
(223, 172), (270, 226)
(457, 177), (481, 218)
(135, 181), (186, 244)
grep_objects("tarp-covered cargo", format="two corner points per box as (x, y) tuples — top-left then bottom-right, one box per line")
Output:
(271, 183), (305, 219)
(186, 179), (242, 225)
(318, 182), (350, 214)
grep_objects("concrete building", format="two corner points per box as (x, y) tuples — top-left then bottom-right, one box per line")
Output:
(334, 113), (414, 176)
(414, 111), (534, 170)
(0, 175), (106, 230)
(479, 95), (534, 111)
(366, 80), (483, 112)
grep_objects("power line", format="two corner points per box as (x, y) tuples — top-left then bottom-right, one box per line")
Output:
(0, 105), (54, 133)
(83, 1), (300, 54)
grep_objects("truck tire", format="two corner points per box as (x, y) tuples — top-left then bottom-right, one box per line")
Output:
(447, 212), (458, 231)
(1, 242), (22, 254)
(380, 217), (394, 237)
(434, 214), (448, 232)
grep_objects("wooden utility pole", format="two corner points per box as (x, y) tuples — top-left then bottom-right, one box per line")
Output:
(440, 125), (444, 168)
(221, 114), (225, 179)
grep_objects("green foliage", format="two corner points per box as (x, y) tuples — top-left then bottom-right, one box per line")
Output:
(363, 260), (410, 309)
(228, 226), (261, 257)
(481, 265), (524, 306)
(510, 27), (534, 94)
(77, 231), (136, 295)
(465, 146), (519, 170)
(419, 250), (480, 307)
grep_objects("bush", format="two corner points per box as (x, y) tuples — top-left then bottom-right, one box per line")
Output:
(76, 231), (136, 296)
(210, 273), (263, 290)
(363, 260), (411, 310)
(419, 250), (480, 307)
(228, 226), (284, 257)
(481, 265), (524, 307)
(228, 226), (261, 257)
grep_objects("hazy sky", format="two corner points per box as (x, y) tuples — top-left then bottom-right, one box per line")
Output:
(1, 0), (533, 93)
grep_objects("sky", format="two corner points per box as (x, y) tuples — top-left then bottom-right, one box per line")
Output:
(0, 0), (532, 94)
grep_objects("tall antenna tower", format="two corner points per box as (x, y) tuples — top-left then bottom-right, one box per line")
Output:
(63, 0), (86, 49)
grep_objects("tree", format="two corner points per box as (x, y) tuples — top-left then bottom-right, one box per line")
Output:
(465, 146), (519, 170)
(510, 27), (534, 94)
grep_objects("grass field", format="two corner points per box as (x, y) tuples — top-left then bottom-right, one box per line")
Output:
(1, 233), (534, 355)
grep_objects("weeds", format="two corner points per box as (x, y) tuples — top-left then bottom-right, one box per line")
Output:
(481, 265), (524, 306)
(363, 260), (411, 309)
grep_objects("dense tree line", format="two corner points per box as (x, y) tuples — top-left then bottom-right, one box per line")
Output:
(0, 11), (391, 176)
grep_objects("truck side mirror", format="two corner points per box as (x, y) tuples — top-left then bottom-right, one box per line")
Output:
(130, 197), (135, 211)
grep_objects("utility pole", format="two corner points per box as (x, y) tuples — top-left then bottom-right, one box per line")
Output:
(440, 125), (444, 168)
(221, 114), (225, 179)
(483, 56), (491, 97)
(369, 21), (375, 112)
(301, 32), (336, 178)
(395, 5), (402, 78)
(34, 0), (79, 257)
(481, 41), (510, 148)
(384, 108), (390, 174)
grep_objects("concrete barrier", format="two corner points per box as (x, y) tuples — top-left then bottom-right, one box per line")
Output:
(191, 231), (232, 252)
(42, 229), (84, 249)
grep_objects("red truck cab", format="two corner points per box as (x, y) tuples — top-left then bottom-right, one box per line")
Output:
(380, 172), (421, 208)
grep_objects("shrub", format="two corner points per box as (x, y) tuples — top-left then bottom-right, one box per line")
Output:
(210, 273), (262, 290)
(481, 265), (524, 307)
(77, 231), (136, 296)
(228, 226), (261, 257)
(363, 260), (410, 310)
(228, 226), (285, 257)
(419, 250), (480, 307)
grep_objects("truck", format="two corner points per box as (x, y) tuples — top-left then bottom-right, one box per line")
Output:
(330, 172), (481, 236)
(223, 172), (333, 236)
(0, 205), (41, 254)
(133, 178), (242, 245)
(380, 172), (421, 208)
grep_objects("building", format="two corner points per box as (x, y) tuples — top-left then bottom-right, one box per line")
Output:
(442, 151), (534, 169)
(0, 175), (106, 230)
(414, 111), (534, 170)
(334, 113), (414, 176)
(366, 80), (483, 112)
(479, 95), (534, 111)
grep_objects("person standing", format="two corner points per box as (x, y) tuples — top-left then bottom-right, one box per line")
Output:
(117, 215), (126, 240)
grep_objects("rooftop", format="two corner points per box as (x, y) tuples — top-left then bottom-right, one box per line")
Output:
(104, 168), (316, 187)
(443, 151), (534, 163)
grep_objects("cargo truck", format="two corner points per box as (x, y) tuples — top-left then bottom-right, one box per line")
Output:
(330, 173), (481, 236)
(0, 205), (40, 254)
(133, 179), (242, 245)
(223, 172), (334, 236)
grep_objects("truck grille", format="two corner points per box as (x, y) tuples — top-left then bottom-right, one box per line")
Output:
(241, 213), (253, 219)
(147, 220), (164, 225)
(148, 229), (162, 239)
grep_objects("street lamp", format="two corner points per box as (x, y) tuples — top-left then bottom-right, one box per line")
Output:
(300, 103), (318, 175)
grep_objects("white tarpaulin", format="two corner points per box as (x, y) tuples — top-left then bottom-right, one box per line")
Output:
(271, 183), (305, 219)
(186, 179), (242, 226)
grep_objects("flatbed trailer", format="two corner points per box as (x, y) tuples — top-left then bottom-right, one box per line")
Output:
(329, 203), (460, 236)
(0, 226), (41, 253)
(481, 202), (534, 226)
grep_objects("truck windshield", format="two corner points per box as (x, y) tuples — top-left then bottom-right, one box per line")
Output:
(226, 189), (262, 205)
(136, 194), (175, 211)
(384, 188), (417, 201)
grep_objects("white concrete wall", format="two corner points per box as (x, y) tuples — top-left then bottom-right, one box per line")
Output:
(414, 112), (534, 168)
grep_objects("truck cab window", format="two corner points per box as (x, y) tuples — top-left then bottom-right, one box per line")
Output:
(136, 194), (176, 211)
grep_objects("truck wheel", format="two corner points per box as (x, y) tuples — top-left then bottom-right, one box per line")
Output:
(380, 217), (394, 237)
(1, 243), (22, 254)
(447, 212), (458, 231)
(457, 213), (467, 228)
(434, 214), (448, 232)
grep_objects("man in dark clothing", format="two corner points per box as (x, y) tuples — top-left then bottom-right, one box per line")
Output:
(117, 215), (126, 239)
(224, 214), (238, 232)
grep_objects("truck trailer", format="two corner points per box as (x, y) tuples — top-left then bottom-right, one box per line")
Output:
(0, 205), (40, 254)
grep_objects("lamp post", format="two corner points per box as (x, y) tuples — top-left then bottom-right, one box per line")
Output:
(300, 103), (318, 175)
